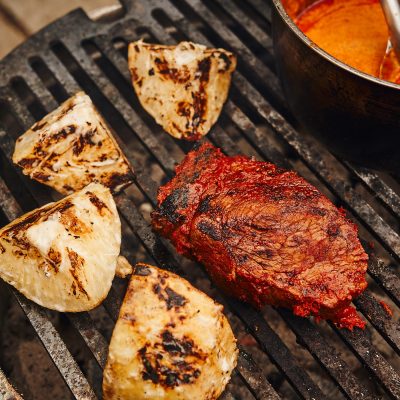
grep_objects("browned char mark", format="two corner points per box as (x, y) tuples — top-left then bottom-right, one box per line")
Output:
(156, 188), (189, 224)
(153, 281), (188, 310)
(60, 208), (90, 236)
(138, 330), (203, 388)
(104, 171), (134, 192)
(2, 200), (74, 236)
(59, 100), (76, 118)
(154, 56), (191, 84)
(52, 125), (75, 141)
(32, 171), (51, 182)
(186, 57), (211, 138)
(67, 248), (89, 299)
(47, 247), (62, 273)
(86, 191), (109, 216)
(17, 157), (39, 169)
(217, 52), (233, 73)
(31, 120), (47, 132)
(73, 130), (96, 156)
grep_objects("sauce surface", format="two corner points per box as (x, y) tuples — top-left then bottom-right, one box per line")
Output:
(285, 0), (400, 83)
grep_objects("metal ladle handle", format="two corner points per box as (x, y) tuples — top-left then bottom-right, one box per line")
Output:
(380, 0), (400, 60)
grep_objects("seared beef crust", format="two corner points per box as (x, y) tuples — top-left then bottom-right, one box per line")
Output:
(152, 144), (368, 329)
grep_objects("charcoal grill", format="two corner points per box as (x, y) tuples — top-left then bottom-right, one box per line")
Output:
(0, 0), (399, 399)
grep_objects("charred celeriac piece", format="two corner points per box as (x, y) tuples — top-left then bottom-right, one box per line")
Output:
(128, 40), (236, 140)
(0, 183), (121, 312)
(103, 263), (237, 400)
(12, 91), (134, 195)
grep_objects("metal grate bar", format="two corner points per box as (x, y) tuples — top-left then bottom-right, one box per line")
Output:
(365, 250), (400, 308)
(349, 166), (400, 219)
(243, 0), (272, 22)
(353, 292), (400, 356)
(220, 391), (236, 400)
(199, 0), (274, 65)
(101, 287), (122, 322)
(278, 309), (375, 400)
(0, 174), (22, 221)
(38, 51), (85, 102)
(11, 287), (97, 400)
(236, 348), (281, 400)
(7, 84), (36, 128)
(232, 0), (272, 30)
(208, 0), (272, 48)
(231, 300), (324, 399)
(68, 313), (109, 368)
(23, 63), (61, 113)
(0, 367), (22, 400)
(335, 327), (400, 399)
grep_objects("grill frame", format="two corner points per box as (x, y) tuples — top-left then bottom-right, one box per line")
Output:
(0, 0), (399, 399)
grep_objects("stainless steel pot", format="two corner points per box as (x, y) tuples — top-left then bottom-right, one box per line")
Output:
(271, 0), (400, 173)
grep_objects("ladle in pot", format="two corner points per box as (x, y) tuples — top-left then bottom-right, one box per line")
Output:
(380, 0), (400, 60)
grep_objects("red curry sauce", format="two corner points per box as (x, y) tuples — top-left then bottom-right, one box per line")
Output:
(283, 0), (400, 83)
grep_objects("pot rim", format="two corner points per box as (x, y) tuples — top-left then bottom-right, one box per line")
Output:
(271, 0), (400, 90)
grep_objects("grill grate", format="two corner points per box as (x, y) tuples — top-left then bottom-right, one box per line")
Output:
(0, 0), (399, 399)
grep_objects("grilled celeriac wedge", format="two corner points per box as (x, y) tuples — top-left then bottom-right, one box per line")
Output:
(12, 91), (134, 195)
(0, 183), (121, 312)
(128, 40), (236, 140)
(103, 263), (238, 400)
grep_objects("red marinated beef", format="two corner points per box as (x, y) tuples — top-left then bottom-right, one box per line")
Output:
(152, 143), (368, 329)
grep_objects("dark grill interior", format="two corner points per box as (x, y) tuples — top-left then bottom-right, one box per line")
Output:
(0, 0), (399, 399)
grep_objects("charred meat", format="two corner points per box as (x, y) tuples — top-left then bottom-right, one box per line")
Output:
(152, 143), (368, 329)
